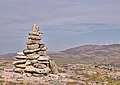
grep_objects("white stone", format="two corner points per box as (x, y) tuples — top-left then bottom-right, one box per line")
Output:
(13, 60), (26, 65)
(15, 55), (27, 59)
(38, 56), (49, 61)
(17, 52), (25, 56)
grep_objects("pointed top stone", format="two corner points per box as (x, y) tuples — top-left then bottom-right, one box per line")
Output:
(32, 24), (39, 32)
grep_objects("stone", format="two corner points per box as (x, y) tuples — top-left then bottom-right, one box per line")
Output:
(29, 31), (42, 36)
(38, 61), (49, 64)
(25, 66), (51, 74)
(27, 39), (41, 45)
(49, 59), (58, 74)
(17, 52), (25, 56)
(15, 64), (26, 69)
(28, 35), (41, 40)
(23, 48), (40, 54)
(13, 60), (26, 65)
(38, 56), (49, 61)
(26, 54), (39, 60)
(33, 63), (47, 69)
(25, 60), (31, 66)
(33, 73), (44, 77)
(15, 55), (27, 59)
(14, 68), (24, 73)
(31, 60), (38, 64)
(32, 24), (39, 32)
(27, 44), (39, 50)
(37, 51), (46, 55)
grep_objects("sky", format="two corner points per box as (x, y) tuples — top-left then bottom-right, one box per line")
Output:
(0, 0), (120, 54)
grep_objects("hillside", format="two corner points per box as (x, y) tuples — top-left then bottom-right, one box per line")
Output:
(62, 44), (120, 64)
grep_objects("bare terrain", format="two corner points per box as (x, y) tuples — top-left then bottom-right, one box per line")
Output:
(0, 44), (120, 85)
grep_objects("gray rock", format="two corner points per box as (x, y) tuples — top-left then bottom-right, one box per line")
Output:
(32, 24), (39, 32)
(15, 55), (27, 59)
(14, 64), (26, 69)
(26, 54), (39, 60)
(25, 60), (31, 66)
(17, 52), (25, 56)
(28, 35), (41, 40)
(38, 56), (49, 61)
(25, 66), (51, 74)
(27, 44), (39, 50)
(49, 59), (58, 74)
(13, 60), (26, 65)
(23, 48), (41, 54)
(33, 63), (46, 69)
(37, 51), (46, 56)
(14, 68), (24, 73)
(29, 31), (42, 36)
(27, 39), (41, 44)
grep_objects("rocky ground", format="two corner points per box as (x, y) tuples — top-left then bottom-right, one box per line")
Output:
(1, 61), (120, 85)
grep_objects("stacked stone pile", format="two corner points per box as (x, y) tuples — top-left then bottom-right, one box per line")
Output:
(13, 24), (58, 76)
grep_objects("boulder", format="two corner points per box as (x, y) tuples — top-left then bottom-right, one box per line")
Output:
(13, 60), (26, 65)
(27, 44), (39, 50)
(49, 59), (58, 74)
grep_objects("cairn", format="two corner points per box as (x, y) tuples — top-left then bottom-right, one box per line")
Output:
(13, 24), (58, 77)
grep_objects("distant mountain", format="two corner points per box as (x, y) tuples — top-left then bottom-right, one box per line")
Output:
(1, 44), (120, 64)
(62, 44), (120, 62)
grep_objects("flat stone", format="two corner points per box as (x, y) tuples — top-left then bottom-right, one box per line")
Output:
(15, 55), (27, 59)
(37, 51), (46, 56)
(15, 64), (26, 69)
(23, 48), (41, 54)
(13, 60), (26, 65)
(38, 56), (49, 61)
(17, 52), (25, 56)
(32, 73), (44, 77)
(28, 35), (41, 40)
(31, 60), (38, 64)
(26, 54), (39, 60)
(25, 66), (51, 74)
(27, 39), (42, 45)
(29, 31), (42, 36)
(33, 63), (47, 69)
(49, 59), (58, 74)
(27, 44), (39, 50)
(14, 68), (24, 73)
(38, 61), (49, 64)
